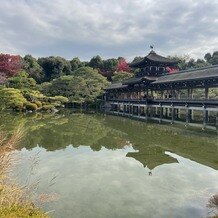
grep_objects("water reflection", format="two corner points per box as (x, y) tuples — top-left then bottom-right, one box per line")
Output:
(1, 111), (218, 218)
(126, 146), (178, 172)
(0, 111), (217, 171)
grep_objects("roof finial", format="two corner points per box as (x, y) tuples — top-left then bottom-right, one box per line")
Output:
(150, 45), (154, 51)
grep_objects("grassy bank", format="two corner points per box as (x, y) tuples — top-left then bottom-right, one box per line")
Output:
(0, 127), (49, 218)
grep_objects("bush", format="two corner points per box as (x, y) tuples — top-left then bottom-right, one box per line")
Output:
(22, 90), (45, 102)
(0, 88), (27, 111)
(42, 104), (54, 111)
(0, 205), (49, 218)
(50, 96), (69, 104)
(11, 101), (24, 111)
(25, 102), (38, 111)
(34, 101), (42, 108)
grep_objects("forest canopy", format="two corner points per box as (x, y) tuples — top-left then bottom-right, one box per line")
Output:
(0, 50), (217, 111)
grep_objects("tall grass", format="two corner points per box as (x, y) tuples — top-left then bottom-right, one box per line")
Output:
(208, 194), (218, 218)
(0, 127), (50, 217)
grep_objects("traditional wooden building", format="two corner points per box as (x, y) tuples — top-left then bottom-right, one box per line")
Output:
(105, 50), (218, 129)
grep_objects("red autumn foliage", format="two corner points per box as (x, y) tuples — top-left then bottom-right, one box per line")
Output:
(0, 54), (22, 80)
(117, 58), (131, 72)
(166, 66), (179, 74)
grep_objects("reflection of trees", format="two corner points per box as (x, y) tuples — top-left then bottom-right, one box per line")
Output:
(127, 146), (178, 170)
(22, 114), (119, 151)
(1, 112), (217, 171)
(104, 116), (218, 170)
(5, 113), (127, 152)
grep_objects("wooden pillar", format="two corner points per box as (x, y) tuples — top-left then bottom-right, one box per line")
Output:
(185, 105), (190, 127)
(144, 106), (146, 118)
(203, 106), (207, 130)
(175, 108), (179, 119)
(132, 104), (134, 116)
(205, 87), (209, 99)
(161, 90), (164, 99)
(188, 88), (190, 99)
(145, 103), (148, 120)
(171, 104), (175, 124)
(159, 104), (163, 123)
(165, 108), (168, 118)
(188, 88), (193, 99)
(177, 90), (181, 99)
(123, 104), (125, 116)
(138, 106), (140, 116)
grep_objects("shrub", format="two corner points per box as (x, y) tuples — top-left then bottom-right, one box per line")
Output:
(22, 90), (45, 102)
(42, 104), (54, 111)
(0, 88), (27, 111)
(34, 101), (42, 108)
(25, 102), (38, 111)
(50, 96), (69, 104)
(0, 205), (49, 218)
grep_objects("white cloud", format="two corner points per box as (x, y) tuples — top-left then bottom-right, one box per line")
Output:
(0, 0), (218, 60)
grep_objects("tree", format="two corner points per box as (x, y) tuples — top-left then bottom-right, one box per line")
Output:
(112, 71), (133, 82)
(132, 56), (143, 63)
(46, 75), (88, 103)
(0, 54), (22, 84)
(45, 67), (109, 103)
(102, 58), (118, 72)
(204, 51), (218, 65)
(73, 67), (109, 102)
(117, 58), (131, 72)
(70, 57), (82, 71)
(89, 55), (103, 70)
(23, 55), (44, 83)
(7, 71), (37, 90)
(38, 56), (72, 82)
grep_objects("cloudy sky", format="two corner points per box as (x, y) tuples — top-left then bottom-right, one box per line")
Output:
(0, 0), (218, 61)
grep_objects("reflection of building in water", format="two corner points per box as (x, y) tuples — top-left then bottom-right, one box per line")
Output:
(126, 146), (178, 171)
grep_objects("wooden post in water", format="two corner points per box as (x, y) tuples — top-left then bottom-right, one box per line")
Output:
(185, 104), (189, 127)
(159, 103), (163, 123)
(145, 103), (148, 121)
(171, 104), (175, 124)
(132, 104), (134, 116)
(203, 106), (207, 130)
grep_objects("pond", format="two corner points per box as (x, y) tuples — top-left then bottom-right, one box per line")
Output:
(1, 111), (218, 218)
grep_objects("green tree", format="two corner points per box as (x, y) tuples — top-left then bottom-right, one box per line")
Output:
(89, 55), (103, 70)
(23, 55), (44, 83)
(204, 51), (218, 65)
(132, 56), (143, 63)
(46, 75), (87, 103)
(73, 67), (109, 102)
(112, 71), (133, 82)
(7, 71), (37, 90)
(46, 67), (109, 103)
(38, 56), (72, 82)
(102, 58), (118, 72)
(70, 57), (83, 71)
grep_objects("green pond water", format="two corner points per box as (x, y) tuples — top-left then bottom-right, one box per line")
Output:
(1, 111), (218, 218)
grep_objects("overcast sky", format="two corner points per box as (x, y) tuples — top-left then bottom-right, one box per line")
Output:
(0, 0), (218, 61)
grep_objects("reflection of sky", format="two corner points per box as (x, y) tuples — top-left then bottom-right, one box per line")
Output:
(15, 146), (218, 218)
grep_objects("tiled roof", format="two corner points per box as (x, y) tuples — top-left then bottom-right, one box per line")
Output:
(152, 65), (218, 84)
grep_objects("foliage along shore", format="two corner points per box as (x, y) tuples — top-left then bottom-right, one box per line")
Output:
(0, 51), (218, 112)
(0, 127), (50, 217)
